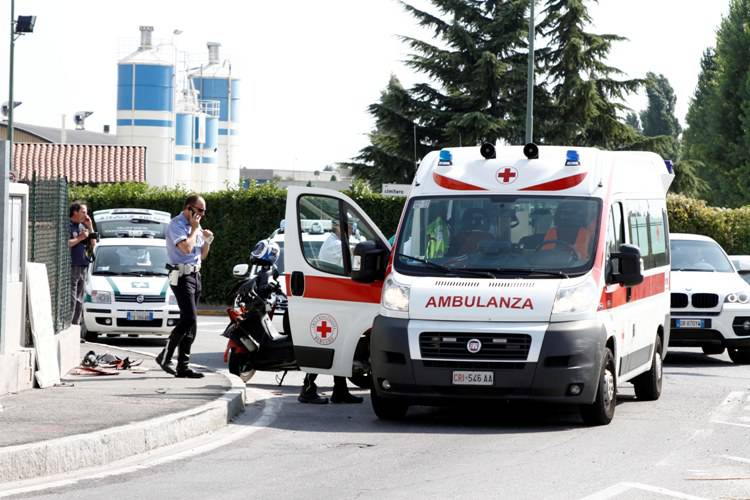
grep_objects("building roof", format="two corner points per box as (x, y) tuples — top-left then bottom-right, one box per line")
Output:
(1, 121), (117, 144)
(12, 143), (146, 184)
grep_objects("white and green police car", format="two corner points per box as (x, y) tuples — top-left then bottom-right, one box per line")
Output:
(82, 209), (179, 340)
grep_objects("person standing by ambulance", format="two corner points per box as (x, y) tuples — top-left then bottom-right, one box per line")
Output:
(156, 194), (214, 378)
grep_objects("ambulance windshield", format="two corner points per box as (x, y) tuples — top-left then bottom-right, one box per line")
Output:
(394, 195), (601, 277)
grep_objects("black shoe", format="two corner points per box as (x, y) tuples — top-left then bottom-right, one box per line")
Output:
(331, 392), (364, 404)
(298, 390), (329, 404)
(155, 351), (176, 375)
(175, 369), (204, 379)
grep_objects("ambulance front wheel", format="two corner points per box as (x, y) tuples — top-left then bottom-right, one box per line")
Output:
(371, 388), (408, 420)
(633, 335), (663, 401)
(579, 348), (616, 426)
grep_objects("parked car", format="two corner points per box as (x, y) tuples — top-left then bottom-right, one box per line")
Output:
(669, 234), (750, 363)
(730, 255), (750, 285)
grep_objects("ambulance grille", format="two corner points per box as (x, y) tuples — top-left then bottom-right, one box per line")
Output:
(434, 280), (480, 287)
(488, 281), (534, 288)
(419, 332), (531, 360)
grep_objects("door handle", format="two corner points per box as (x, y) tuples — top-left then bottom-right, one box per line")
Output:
(291, 271), (305, 296)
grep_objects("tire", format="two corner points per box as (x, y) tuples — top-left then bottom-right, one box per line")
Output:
(82, 323), (98, 342)
(702, 345), (725, 356)
(580, 348), (617, 426)
(227, 349), (256, 383)
(282, 313), (291, 337)
(728, 347), (750, 364)
(370, 388), (408, 420)
(633, 336), (663, 401)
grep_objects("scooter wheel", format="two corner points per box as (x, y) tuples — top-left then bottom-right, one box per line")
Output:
(227, 349), (255, 383)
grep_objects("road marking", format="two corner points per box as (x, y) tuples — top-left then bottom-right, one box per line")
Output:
(719, 455), (750, 465)
(0, 388), (281, 498)
(710, 391), (748, 428)
(580, 482), (709, 500)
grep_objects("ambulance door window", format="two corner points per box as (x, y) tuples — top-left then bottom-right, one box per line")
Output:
(343, 204), (386, 272)
(297, 195), (346, 276)
(648, 202), (669, 267)
(627, 200), (653, 269)
(606, 202), (624, 277)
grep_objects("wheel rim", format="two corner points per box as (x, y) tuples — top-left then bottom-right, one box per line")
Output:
(655, 352), (663, 384)
(603, 368), (615, 407)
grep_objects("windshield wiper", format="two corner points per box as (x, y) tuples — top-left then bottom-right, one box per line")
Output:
(673, 268), (715, 272)
(396, 253), (494, 279)
(462, 267), (570, 279)
(92, 270), (119, 276)
(118, 271), (168, 277)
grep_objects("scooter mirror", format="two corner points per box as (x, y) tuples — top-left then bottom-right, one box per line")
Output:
(232, 264), (249, 278)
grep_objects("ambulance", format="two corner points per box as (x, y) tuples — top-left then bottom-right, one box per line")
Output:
(284, 143), (674, 425)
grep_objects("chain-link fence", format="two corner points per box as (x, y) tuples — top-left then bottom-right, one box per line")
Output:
(29, 175), (71, 333)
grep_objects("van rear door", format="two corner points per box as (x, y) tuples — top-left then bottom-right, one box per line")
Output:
(283, 186), (391, 376)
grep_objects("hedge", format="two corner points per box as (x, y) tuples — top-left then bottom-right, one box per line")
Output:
(69, 183), (750, 304)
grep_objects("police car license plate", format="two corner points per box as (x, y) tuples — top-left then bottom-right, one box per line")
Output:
(676, 319), (704, 329)
(452, 371), (494, 386)
(127, 311), (153, 321)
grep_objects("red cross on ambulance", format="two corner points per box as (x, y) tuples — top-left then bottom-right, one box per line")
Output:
(496, 167), (518, 184)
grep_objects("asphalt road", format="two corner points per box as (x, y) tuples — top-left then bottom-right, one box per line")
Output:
(16, 317), (750, 500)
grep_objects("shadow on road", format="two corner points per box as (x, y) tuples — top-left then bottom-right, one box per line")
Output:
(664, 349), (734, 368)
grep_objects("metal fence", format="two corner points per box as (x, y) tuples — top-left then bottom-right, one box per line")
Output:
(29, 175), (71, 333)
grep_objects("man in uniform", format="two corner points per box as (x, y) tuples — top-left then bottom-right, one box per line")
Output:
(156, 194), (214, 378)
(68, 201), (96, 335)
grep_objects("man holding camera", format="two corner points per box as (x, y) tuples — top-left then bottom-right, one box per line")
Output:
(68, 201), (96, 332)
(156, 194), (214, 378)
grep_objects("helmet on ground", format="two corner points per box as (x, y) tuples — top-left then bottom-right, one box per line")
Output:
(250, 239), (280, 266)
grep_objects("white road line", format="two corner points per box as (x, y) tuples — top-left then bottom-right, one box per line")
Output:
(580, 482), (709, 500)
(0, 388), (282, 498)
(710, 391), (746, 425)
(719, 455), (750, 465)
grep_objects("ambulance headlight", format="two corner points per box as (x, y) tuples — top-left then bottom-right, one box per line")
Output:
(91, 290), (113, 304)
(725, 292), (750, 304)
(552, 279), (598, 315)
(382, 278), (410, 312)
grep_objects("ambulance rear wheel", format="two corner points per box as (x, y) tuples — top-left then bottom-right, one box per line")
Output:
(371, 389), (408, 420)
(633, 336), (663, 401)
(580, 348), (616, 426)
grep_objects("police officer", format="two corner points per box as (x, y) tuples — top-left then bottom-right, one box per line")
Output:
(156, 194), (214, 378)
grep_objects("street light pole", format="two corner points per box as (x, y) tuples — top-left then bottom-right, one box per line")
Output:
(8, 0), (15, 165)
(525, 0), (535, 144)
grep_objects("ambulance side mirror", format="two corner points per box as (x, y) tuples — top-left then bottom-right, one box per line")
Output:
(351, 241), (388, 283)
(610, 244), (644, 287)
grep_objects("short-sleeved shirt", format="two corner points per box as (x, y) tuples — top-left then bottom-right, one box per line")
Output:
(69, 222), (89, 267)
(166, 213), (204, 266)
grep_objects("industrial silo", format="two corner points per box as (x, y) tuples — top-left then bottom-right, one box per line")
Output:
(191, 101), (219, 191)
(174, 107), (193, 188)
(116, 26), (174, 187)
(189, 42), (240, 188)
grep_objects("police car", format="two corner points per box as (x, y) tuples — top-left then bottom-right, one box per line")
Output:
(82, 209), (178, 340)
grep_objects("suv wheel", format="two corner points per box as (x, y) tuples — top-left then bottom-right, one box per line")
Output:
(728, 347), (750, 364)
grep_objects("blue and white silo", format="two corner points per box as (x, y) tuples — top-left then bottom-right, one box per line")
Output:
(189, 42), (240, 188)
(191, 102), (220, 191)
(174, 109), (193, 187)
(116, 26), (174, 187)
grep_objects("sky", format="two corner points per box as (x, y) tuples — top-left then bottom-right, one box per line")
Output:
(0, 1), (729, 172)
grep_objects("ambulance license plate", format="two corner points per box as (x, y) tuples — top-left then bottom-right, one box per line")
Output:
(127, 311), (153, 321)
(676, 319), (704, 329)
(452, 371), (494, 386)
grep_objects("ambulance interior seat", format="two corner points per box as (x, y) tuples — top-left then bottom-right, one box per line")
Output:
(540, 202), (591, 260)
(448, 208), (494, 256)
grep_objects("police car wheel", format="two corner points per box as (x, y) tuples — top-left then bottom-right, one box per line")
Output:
(580, 348), (616, 426)
(370, 388), (408, 420)
(701, 345), (725, 356)
(728, 347), (750, 365)
(82, 324), (98, 341)
(633, 336), (663, 401)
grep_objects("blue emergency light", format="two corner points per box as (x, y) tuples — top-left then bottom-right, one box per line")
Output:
(565, 150), (580, 166)
(438, 149), (453, 166)
(664, 160), (674, 174)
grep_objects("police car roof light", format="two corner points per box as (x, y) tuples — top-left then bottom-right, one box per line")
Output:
(480, 142), (496, 160)
(664, 160), (674, 174)
(523, 143), (539, 160)
(439, 149), (452, 163)
(565, 150), (580, 166)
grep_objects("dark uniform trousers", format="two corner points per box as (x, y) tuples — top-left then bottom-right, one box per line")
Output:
(164, 272), (201, 372)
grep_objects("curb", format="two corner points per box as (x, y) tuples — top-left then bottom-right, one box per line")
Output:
(0, 362), (246, 484)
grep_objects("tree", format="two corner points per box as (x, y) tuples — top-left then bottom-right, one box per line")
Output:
(342, 75), (436, 187)
(539, 0), (642, 148)
(330, 174), (337, 182)
(683, 1), (750, 207)
(640, 73), (681, 138)
(400, 0), (547, 145)
(625, 112), (641, 133)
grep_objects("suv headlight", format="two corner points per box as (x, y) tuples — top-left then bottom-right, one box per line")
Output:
(725, 291), (750, 304)
(382, 277), (410, 312)
(91, 290), (113, 304)
(552, 278), (598, 315)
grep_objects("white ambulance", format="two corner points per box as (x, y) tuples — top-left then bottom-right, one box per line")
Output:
(82, 209), (178, 340)
(284, 143), (674, 425)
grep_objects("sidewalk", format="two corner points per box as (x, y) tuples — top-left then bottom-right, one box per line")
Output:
(0, 343), (245, 484)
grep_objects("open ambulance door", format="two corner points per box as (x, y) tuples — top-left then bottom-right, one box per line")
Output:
(283, 186), (391, 376)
